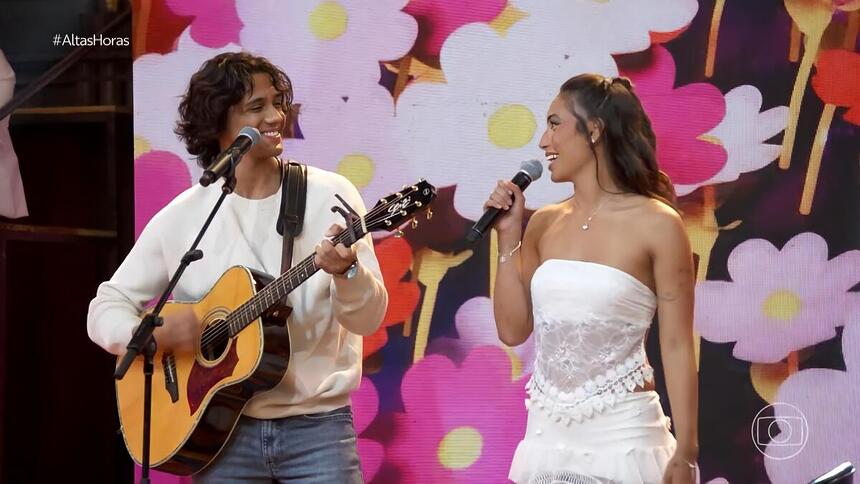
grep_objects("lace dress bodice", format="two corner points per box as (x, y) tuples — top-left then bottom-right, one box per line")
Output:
(526, 259), (658, 423)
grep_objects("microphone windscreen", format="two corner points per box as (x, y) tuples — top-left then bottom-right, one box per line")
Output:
(239, 126), (261, 144)
(520, 159), (543, 181)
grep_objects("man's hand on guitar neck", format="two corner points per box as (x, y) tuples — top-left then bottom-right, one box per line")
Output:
(150, 307), (200, 353)
(314, 223), (359, 278)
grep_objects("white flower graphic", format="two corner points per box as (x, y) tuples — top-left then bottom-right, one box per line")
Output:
(133, 30), (241, 178)
(676, 85), (789, 196)
(282, 88), (417, 208)
(238, 0), (417, 105)
(513, 0), (698, 56)
(454, 296), (535, 376)
(695, 232), (860, 363)
(395, 17), (617, 220)
(765, 314), (860, 482)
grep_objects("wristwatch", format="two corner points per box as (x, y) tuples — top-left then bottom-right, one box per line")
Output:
(335, 261), (359, 280)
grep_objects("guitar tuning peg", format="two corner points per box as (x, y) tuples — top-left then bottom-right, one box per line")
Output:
(411, 218), (418, 229)
(415, 201), (423, 208)
(394, 229), (404, 238)
(426, 208), (433, 220)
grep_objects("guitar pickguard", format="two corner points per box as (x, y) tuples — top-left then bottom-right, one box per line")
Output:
(187, 343), (239, 415)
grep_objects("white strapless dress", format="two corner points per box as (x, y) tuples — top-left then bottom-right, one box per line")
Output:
(509, 260), (677, 484)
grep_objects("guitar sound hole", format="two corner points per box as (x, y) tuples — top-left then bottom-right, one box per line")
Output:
(200, 320), (229, 362)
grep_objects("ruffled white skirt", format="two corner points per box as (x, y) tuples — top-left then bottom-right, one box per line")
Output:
(509, 391), (676, 484)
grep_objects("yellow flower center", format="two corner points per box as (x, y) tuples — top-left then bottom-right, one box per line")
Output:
(308, 1), (348, 41)
(134, 136), (151, 158)
(487, 104), (536, 149)
(438, 426), (483, 469)
(762, 290), (802, 322)
(336, 153), (375, 189)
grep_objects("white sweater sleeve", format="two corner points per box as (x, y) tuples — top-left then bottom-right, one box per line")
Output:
(87, 215), (170, 355)
(329, 179), (388, 336)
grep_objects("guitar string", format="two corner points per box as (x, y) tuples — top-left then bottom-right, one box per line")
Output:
(199, 224), (350, 349)
(196, 191), (424, 351)
(198, 206), (366, 349)
(198, 206), (409, 350)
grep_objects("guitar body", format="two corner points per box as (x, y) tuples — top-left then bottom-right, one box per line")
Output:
(115, 266), (292, 475)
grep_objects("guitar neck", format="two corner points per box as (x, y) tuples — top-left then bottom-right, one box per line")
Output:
(221, 181), (434, 336)
(225, 224), (362, 335)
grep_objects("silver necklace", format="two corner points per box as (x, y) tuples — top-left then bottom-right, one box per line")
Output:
(579, 196), (610, 231)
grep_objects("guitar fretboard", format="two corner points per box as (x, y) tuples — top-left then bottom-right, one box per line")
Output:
(224, 223), (359, 336)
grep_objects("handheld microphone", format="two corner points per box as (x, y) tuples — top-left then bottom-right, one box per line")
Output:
(199, 126), (261, 187)
(465, 159), (543, 242)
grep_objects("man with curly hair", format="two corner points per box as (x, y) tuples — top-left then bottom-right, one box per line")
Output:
(87, 52), (388, 482)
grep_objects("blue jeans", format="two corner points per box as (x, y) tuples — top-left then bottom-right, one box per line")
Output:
(194, 406), (363, 483)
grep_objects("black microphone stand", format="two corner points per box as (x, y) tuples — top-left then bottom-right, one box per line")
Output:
(114, 155), (239, 483)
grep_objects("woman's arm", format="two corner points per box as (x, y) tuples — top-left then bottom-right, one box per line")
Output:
(486, 179), (548, 347)
(493, 208), (545, 346)
(649, 208), (699, 479)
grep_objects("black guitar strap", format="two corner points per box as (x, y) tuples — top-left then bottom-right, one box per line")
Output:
(276, 159), (306, 307)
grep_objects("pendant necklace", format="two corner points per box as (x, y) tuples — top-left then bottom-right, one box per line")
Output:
(580, 196), (610, 231)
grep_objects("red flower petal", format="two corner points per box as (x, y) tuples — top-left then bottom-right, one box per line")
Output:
(363, 237), (420, 358)
(812, 49), (860, 110)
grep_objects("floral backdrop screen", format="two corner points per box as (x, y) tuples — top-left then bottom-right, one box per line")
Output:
(130, 0), (860, 483)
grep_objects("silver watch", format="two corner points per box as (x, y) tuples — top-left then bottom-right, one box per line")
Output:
(336, 261), (359, 280)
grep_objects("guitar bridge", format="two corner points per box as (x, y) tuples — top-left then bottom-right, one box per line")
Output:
(162, 353), (179, 403)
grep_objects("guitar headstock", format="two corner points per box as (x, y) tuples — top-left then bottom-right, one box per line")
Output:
(364, 179), (437, 235)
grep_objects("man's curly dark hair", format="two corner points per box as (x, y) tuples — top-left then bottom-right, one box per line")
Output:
(175, 52), (294, 169)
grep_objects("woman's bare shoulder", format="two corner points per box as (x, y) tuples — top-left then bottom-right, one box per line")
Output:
(526, 200), (567, 235)
(628, 196), (688, 250)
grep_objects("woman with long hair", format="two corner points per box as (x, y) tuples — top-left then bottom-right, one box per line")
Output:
(486, 73), (698, 484)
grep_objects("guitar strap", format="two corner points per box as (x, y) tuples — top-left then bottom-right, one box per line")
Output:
(276, 158), (307, 308)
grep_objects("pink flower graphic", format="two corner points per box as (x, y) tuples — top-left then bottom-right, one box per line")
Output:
(352, 377), (384, 482)
(239, 0), (417, 102)
(133, 467), (190, 484)
(134, 150), (192, 239)
(165, 0), (243, 48)
(764, 314), (860, 482)
(454, 296), (535, 377)
(695, 232), (860, 363)
(387, 346), (528, 483)
(404, 0), (507, 61)
(622, 46), (727, 186)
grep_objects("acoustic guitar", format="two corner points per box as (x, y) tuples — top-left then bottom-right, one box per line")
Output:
(115, 180), (436, 475)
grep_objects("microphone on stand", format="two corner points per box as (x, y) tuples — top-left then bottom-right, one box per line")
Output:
(465, 159), (543, 242)
(199, 126), (261, 187)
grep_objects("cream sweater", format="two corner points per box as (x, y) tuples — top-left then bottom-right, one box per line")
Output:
(87, 166), (388, 418)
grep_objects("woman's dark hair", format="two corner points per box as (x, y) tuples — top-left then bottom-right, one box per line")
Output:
(175, 52), (293, 169)
(559, 73), (677, 208)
